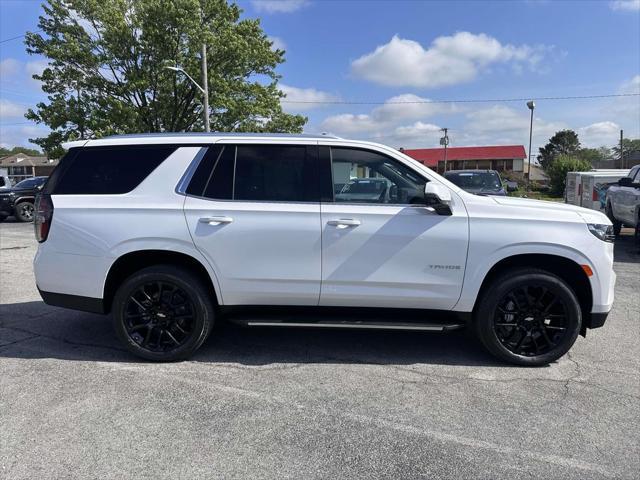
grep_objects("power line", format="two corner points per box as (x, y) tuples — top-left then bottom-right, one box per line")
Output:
(281, 92), (640, 105)
(0, 30), (41, 44)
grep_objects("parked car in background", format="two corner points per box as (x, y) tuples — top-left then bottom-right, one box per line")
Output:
(0, 176), (48, 222)
(443, 170), (507, 196)
(34, 133), (615, 367)
(605, 165), (640, 240)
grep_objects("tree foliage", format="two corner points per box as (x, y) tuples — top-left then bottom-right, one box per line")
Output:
(0, 146), (44, 158)
(537, 130), (581, 171)
(612, 138), (640, 160)
(577, 146), (610, 165)
(546, 154), (591, 196)
(25, 0), (306, 157)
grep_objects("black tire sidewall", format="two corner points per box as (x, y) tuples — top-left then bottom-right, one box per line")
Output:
(475, 271), (581, 366)
(112, 265), (214, 362)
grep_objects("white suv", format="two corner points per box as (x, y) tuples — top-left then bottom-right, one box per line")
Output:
(33, 133), (616, 365)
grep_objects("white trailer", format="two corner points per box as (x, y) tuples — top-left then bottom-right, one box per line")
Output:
(579, 170), (630, 211)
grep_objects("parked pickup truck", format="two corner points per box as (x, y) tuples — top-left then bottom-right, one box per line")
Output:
(606, 164), (640, 240)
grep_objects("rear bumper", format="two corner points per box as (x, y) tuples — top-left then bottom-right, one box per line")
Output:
(38, 288), (106, 314)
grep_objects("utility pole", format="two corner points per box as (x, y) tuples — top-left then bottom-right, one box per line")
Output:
(526, 100), (535, 192)
(620, 129), (624, 169)
(440, 128), (449, 173)
(200, 43), (210, 133)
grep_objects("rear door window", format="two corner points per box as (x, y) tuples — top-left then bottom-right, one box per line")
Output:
(49, 145), (177, 194)
(191, 144), (319, 203)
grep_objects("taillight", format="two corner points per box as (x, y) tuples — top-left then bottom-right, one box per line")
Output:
(34, 193), (53, 243)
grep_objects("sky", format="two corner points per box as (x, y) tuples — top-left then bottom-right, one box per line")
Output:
(0, 0), (639, 155)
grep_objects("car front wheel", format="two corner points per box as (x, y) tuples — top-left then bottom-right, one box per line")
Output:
(112, 265), (215, 361)
(474, 268), (581, 366)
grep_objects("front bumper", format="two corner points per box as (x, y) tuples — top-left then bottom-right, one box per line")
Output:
(587, 312), (609, 329)
(0, 196), (13, 216)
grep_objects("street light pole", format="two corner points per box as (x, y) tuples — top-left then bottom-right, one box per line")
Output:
(526, 100), (535, 192)
(166, 46), (210, 132)
(200, 44), (210, 133)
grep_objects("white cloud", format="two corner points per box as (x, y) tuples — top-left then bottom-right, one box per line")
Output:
(620, 75), (640, 94)
(279, 84), (338, 112)
(251, 0), (309, 13)
(463, 105), (565, 149)
(0, 58), (21, 78)
(321, 94), (457, 135)
(268, 36), (287, 51)
(25, 60), (48, 77)
(392, 122), (442, 139)
(578, 121), (621, 147)
(609, 0), (640, 11)
(0, 124), (48, 150)
(0, 57), (47, 90)
(351, 33), (550, 88)
(0, 99), (26, 119)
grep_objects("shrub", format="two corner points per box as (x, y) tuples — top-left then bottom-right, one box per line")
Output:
(546, 155), (591, 196)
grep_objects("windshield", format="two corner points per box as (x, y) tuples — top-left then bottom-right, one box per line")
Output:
(445, 171), (502, 191)
(14, 177), (46, 189)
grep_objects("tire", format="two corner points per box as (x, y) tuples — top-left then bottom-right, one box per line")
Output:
(14, 201), (35, 222)
(474, 268), (581, 366)
(112, 265), (215, 361)
(606, 203), (622, 236)
(0, 215), (7, 223)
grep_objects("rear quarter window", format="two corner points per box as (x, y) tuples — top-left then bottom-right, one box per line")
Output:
(48, 145), (177, 195)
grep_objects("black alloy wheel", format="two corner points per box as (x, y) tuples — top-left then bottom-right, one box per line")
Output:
(493, 285), (569, 357)
(123, 281), (196, 353)
(475, 268), (581, 366)
(113, 265), (214, 361)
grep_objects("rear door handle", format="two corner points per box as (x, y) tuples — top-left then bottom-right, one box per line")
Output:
(199, 216), (233, 225)
(327, 218), (361, 229)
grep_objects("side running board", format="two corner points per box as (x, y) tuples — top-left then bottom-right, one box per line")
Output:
(228, 318), (465, 332)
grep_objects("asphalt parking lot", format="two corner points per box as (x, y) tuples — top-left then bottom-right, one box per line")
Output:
(1, 219), (639, 479)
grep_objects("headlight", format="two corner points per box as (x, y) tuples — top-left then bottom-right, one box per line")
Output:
(587, 223), (615, 243)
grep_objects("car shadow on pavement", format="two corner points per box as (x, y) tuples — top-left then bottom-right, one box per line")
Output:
(0, 301), (510, 367)
(614, 230), (639, 263)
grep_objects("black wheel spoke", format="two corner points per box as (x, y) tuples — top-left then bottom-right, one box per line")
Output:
(493, 283), (571, 358)
(123, 279), (197, 354)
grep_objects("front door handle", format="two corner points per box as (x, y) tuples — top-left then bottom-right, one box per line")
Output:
(199, 216), (233, 225)
(327, 218), (361, 229)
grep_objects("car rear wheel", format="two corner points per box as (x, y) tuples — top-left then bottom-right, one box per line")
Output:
(606, 203), (622, 236)
(0, 215), (7, 222)
(15, 201), (34, 222)
(474, 268), (581, 366)
(112, 265), (215, 361)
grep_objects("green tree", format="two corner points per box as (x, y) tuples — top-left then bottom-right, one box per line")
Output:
(537, 130), (581, 171)
(0, 146), (44, 157)
(547, 154), (591, 196)
(612, 138), (640, 161)
(25, 0), (306, 157)
(578, 146), (610, 165)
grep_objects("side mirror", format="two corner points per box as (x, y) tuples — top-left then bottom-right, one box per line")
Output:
(425, 182), (452, 204)
(619, 177), (633, 187)
(424, 182), (452, 215)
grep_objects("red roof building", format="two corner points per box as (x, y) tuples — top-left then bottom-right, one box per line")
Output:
(402, 145), (527, 174)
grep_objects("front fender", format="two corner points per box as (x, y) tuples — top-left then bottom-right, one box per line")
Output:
(454, 242), (595, 312)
